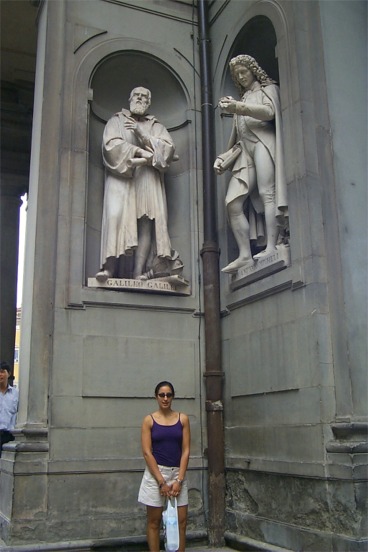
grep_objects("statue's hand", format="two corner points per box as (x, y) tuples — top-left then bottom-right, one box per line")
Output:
(214, 157), (225, 175)
(127, 150), (153, 168)
(125, 117), (153, 151)
(124, 116), (139, 131)
(218, 96), (238, 114)
(136, 149), (153, 164)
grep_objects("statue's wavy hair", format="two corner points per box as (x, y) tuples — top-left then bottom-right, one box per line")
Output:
(229, 55), (276, 95)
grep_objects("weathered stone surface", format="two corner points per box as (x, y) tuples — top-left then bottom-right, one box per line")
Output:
(1, 1), (366, 551)
(226, 471), (368, 550)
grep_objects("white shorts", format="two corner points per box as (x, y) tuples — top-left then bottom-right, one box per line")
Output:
(138, 465), (188, 508)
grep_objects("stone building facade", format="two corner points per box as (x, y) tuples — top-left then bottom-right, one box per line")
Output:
(0, 1), (366, 551)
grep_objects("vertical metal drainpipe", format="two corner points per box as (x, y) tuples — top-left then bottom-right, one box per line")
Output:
(198, 0), (225, 547)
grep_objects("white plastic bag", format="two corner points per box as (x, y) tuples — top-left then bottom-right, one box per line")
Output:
(162, 497), (179, 552)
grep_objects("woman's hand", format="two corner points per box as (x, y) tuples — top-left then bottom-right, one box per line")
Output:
(159, 481), (172, 498)
(169, 480), (182, 498)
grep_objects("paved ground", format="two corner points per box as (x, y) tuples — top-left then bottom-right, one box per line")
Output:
(0, 540), (238, 552)
(0, 544), (237, 551)
(189, 548), (235, 551)
(187, 544), (236, 551)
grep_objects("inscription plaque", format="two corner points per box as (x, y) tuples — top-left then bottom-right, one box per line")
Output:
(230, 244), (290, 290)
(88, 275), (191, 296)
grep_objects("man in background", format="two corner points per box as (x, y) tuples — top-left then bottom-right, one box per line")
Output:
(0, 361), (19, 457)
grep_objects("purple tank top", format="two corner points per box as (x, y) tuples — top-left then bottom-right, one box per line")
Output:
(151, 414), (183, 467)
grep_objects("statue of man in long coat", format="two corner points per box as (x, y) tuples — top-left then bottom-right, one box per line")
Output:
(97, 87), (180, 281)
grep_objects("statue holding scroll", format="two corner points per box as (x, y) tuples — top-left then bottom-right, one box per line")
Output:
(214, 55), (288, 273)
(96, 87), (182, 282)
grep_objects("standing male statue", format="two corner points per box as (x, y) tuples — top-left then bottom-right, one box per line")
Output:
(96, 87), (181, 282)
(214, 55), (288, 273)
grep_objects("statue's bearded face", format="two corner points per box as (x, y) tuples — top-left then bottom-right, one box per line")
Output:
(129, 87), (151, 115)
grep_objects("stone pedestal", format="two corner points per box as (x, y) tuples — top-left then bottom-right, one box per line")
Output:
(230, 245), (291, 290)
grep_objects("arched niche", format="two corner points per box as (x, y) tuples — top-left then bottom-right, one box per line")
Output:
(85, 51), (190, 281)
(229, 15), (278, 83)
(221, 15), (279, 103)
(90, 51), (188, 128)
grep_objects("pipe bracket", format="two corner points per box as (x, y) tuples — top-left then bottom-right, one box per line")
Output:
(206, 400), (224, 412)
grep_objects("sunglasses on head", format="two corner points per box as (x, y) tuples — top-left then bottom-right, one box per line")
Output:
(158, 392), (173, 398)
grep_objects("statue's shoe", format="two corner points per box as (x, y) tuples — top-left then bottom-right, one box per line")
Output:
(253, 248), (277, 260)
(222, 258), (254, 273)
(95, 269), (112, 282)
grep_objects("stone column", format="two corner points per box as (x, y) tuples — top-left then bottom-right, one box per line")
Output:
(17, 0), (65, 430)
(1, 1), (65, 541)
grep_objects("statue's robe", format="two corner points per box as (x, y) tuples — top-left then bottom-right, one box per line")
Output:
(100, 109), (175, 267)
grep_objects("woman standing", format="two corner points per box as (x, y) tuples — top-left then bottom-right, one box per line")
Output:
(138, 381), (191, 551)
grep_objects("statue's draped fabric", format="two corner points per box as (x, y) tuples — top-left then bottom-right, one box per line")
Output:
(100, 109), (175, 267)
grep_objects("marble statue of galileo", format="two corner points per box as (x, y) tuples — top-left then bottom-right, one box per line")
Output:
(214, 55), (288, 273)
(96, 87), (181, 282)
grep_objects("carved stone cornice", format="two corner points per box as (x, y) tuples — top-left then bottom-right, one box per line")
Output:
(12, 426), (49, 453)
(326, 422), (368, 454)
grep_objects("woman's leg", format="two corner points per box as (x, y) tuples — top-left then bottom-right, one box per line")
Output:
(146, 505), (163, 551)
(177, 505), (188, 552)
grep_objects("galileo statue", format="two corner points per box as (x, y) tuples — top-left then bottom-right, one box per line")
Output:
(96, 86), (182, 282)
(214, 55), (288, 273)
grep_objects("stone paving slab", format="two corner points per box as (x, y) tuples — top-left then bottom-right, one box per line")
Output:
(187, 542), (235, 551)
(0, 540), (237, 552)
